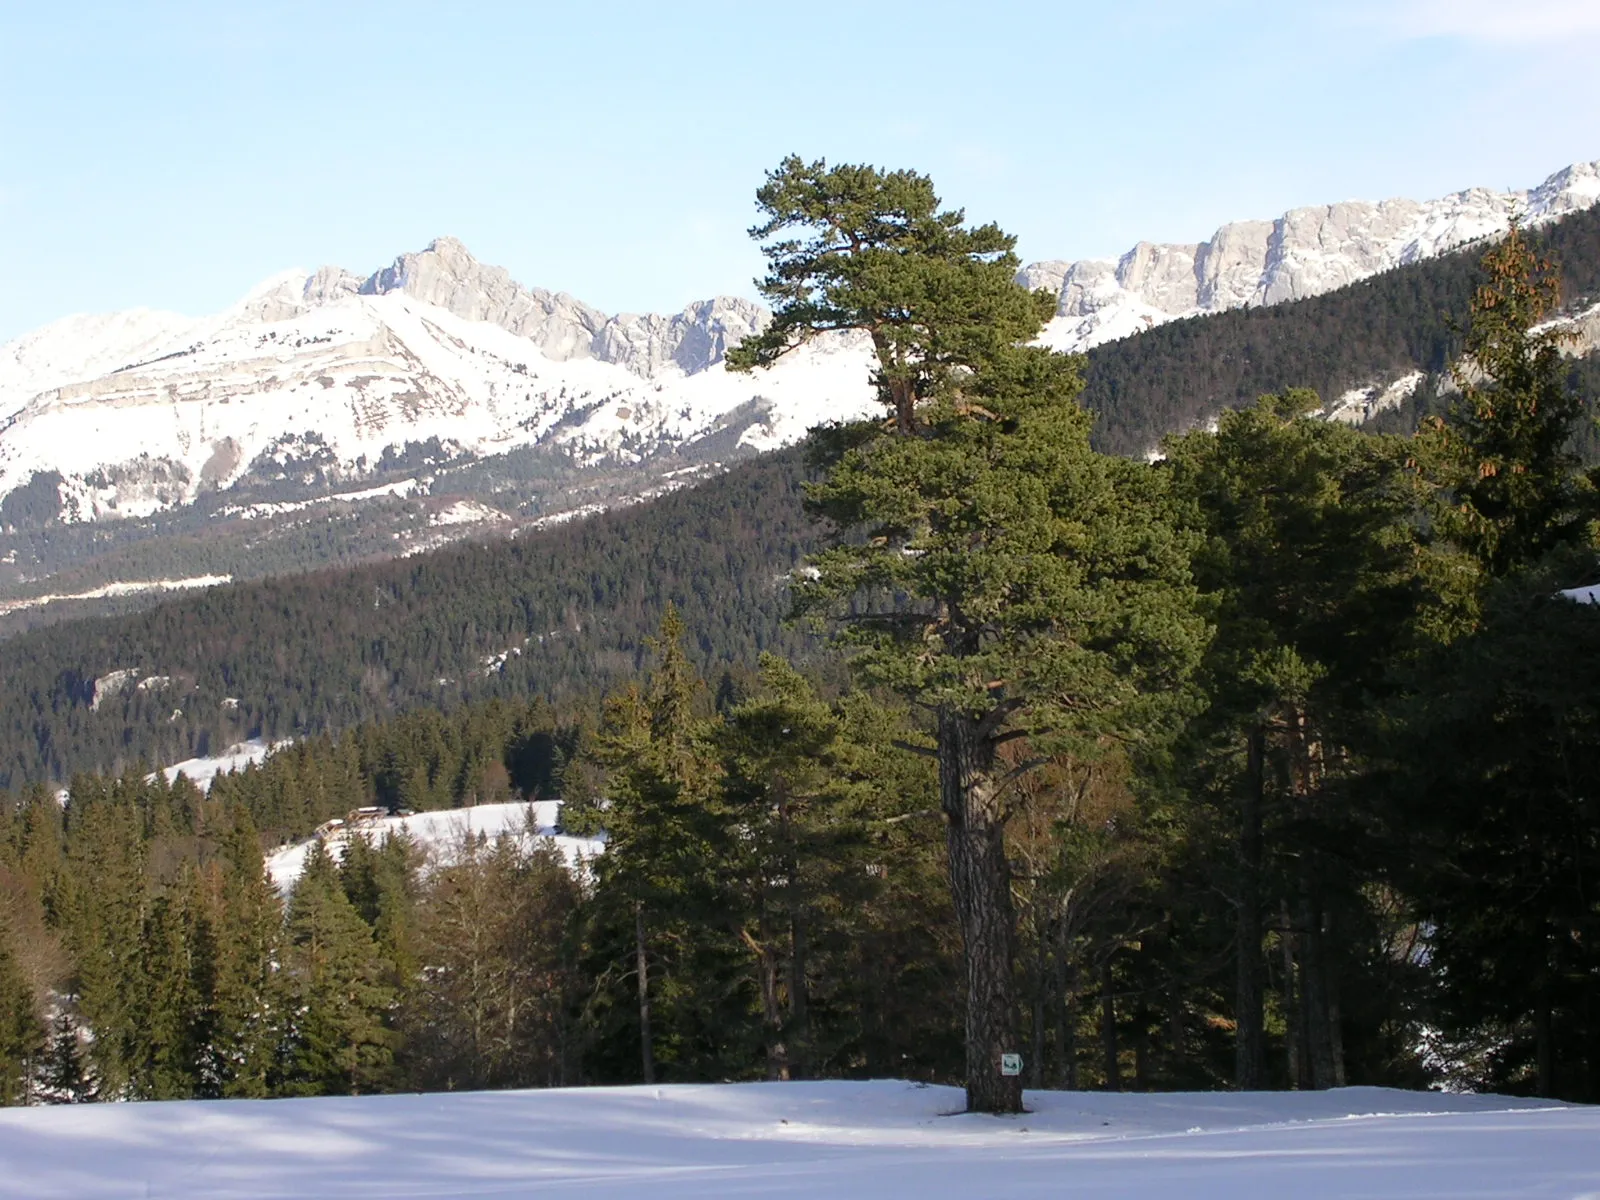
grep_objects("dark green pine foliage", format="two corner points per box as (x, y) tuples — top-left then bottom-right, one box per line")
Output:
(1390, 555), (1600, 1098)
(37, 1013), (94, 1104)
(339, 831), (421, 999)
(58, 782), (148, 1098)
(1384, 230), (1600, 1099)
(207, 809), (284, 1098)
(1083, 198), (1600, 457)
(280, 843), (396, 1095)
(713, 655), (877, 1080)
(1419, 222), (1597, 580)
(0, 448), (825, 789)
(125, 884), (204, 1100)
(571, 607), (745, 1084)
(727, 155), (1056, 435)
(0, 922), (42, 1105)
(735, 156), (1206, 1112)
(1164, 392), (1430, 1090)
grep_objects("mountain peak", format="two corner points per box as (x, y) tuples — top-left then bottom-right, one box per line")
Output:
(1026, 157), (1600, 354)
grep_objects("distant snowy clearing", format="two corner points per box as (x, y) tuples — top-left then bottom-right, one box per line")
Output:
(0, 1081), (1591, 1198)
(162, 738), (288, 792)
(264, 799), (603, 890)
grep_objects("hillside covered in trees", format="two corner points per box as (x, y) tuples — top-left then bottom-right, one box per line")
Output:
(0, 450), (826, 787)
(1080, 196), (1600, 454)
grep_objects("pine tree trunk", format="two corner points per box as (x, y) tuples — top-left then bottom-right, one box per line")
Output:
(1100, 956), (1121, 1091)
(634, 902), (655, 1085)
(1056, 955), (1079, 1091)
(787, 908), (810, 1080)
(781, 804), (810, 1080)
(1299, 893), (1337, 1089)
(1030, 937), (1048, 1090)
(1290, 709), (1336, 1090)
(1235, 724), (1267, 1089)
(1167, 981), (1186, 1077)
(1536, 1003), (1555, 1097)
(746, 925), (788, 1081)
(1280, 900), (1303, 1089)
(938, 707), (1022, 1114)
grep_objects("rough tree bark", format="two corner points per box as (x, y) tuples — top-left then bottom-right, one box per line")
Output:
(1235, 724), (1268, 1089)
(743, 927), (789, 1081)
(1056, 954), (1079, 1091)
(1280, 899), (1305, 1089)
(780, 798), (810, 1079)
(1299, 893), (1337, 1089)
(1100, 956), (1121, 1091)
(938, 707), (1023, 1113)
(635, 902), (655, 1085)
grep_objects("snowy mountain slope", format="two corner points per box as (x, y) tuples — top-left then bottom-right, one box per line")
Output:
(0, 276), (874, 523)
(0, 1080), (1589, 1199)
(1027, 159), (1600, 353)
(3, 158), (1598, 535)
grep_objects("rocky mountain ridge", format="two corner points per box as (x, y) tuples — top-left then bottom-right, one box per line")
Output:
(1025, 160), (1600, 351)
(1, 156), (1598, 539)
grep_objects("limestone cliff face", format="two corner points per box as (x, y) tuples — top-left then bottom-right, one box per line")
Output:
(356, 237), (767, 377)
(1028, 159), (1600, 352)
(360, 236), (609, 362)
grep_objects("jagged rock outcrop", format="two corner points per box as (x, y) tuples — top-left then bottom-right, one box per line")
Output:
(356, 237), (769, 377)
(359, 236), (609, 362)
(1027, 159), (1600, 352)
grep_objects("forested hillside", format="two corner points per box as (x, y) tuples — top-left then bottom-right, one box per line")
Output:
(0, 449), (824, 787)
(1081, 199), (1600, 454)
(9, 205), (1600, 786)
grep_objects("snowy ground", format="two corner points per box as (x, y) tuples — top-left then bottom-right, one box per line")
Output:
(264, 799), (603, 891)
(0, 1081), (1591, 1198)
(162, 738), (289, 792)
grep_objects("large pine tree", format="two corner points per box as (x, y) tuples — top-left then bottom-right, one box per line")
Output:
(733, 157), (1206, 1111)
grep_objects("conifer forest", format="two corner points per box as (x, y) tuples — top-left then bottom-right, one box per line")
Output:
(3, 160), (1600, 1116)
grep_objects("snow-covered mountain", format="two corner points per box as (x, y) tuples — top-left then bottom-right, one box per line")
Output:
(2, 158), (1598, 528)
(1027, 159), (1600, 352)
(0, 238), (877, 524)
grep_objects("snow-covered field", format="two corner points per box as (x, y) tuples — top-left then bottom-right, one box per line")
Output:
(264, 799), (603, 890)
(162, 738), (288, 792)
(0, 1080), (1591, 1198)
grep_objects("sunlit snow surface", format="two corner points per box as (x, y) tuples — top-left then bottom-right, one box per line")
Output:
(263, 799), (603, 891)
(0, 1081), (1592, 1198)
(161, 738), (287, 793)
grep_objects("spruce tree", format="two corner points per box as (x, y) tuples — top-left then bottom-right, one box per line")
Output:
(210, 809), (283, 1099)
(1165, 391), (1426, 1090)
(1422, 222), (1594, 578)
(281, 843), (396, 1095)
(733, 158), (1207, 1111)
(714, 655), (874, 1079)
(0, 926), (42, 1105)
(572, 607), (732, 1083)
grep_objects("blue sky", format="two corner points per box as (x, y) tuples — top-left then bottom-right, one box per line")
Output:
(2, 0), (1598, 342)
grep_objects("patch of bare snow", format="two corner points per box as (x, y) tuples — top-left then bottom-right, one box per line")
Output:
(0, 1080), (1588, 1199)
